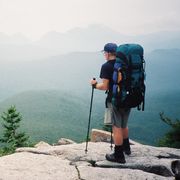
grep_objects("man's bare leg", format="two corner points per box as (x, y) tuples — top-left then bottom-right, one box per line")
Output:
(122, 127), (129, 139)
(113, 126), (123, 145)
(122, 127), (131, 155)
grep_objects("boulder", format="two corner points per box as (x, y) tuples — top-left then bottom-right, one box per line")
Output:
(34, 141), (51, 148)
(91, 129), (112, 143)
(54, 138), (76, 145)
(91, 129), (140, 145)
(0, 152), (77, 180)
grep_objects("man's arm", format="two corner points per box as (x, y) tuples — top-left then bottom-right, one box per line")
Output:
(90, 78), (109, 91)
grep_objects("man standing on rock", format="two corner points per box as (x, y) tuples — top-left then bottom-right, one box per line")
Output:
(90, 43), (131, 163)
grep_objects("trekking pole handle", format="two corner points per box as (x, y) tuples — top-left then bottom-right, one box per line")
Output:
(92, 78), (97, 89)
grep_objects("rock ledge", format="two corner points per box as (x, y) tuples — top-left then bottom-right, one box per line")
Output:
(0, 135), (179, 179)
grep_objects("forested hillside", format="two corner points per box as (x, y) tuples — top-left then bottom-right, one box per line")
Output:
(0, 48), (180, 145)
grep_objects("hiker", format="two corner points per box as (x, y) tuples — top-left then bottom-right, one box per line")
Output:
(90, 43), (131, 163)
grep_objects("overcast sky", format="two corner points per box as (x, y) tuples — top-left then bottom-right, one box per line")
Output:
(0, 0), (180, 40)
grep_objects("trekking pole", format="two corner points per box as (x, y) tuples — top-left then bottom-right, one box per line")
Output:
(110, 126), (113, 150)
(85, 78), (96, 154)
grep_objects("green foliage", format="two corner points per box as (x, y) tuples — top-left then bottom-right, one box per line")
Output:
(0, 90), (98, 144)
(158, 112), (180, 148)
(0, 106), (30, 155)
(0, 90), (180, 146)
(0, 146), (15, 157)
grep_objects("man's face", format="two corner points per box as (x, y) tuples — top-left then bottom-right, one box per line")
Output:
(103, 51), (109, 60)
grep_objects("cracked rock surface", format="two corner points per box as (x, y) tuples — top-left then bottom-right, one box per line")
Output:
(0, 141), (179, 179)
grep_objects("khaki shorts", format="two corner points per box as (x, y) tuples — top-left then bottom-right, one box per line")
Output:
(104, 103), (131, 128)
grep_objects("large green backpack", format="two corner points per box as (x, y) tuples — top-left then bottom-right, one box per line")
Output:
(112, 44), (146, 110)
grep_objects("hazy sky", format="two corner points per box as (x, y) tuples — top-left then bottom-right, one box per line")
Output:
(0, 0), (180, 40)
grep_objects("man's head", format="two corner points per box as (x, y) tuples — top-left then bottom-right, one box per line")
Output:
(103, 43), (117, 60)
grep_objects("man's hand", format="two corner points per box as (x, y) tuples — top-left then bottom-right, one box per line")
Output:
(90, 78), (109, 90)
(90, 78), (97, 88)
(90, 79), (97, 86)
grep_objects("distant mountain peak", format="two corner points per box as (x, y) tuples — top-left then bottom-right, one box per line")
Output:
(0, 32), (30, 44)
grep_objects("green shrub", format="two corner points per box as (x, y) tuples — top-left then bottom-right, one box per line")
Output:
(158, 112), (180, 148)
(0, 106), (30, 155)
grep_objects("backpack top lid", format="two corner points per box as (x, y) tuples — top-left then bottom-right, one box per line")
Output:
(116, 44), (144, 57)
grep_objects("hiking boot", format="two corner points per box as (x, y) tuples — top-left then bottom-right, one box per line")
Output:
(123, 138), (131, 155)
(105, 145), (126, 164)
(105, 153), (126, 163)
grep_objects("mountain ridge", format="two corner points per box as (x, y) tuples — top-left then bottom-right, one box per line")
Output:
(0, 25), (180, 62)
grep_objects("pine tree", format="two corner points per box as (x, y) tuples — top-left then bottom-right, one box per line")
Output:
(0, 106), (29, 153)
(158, 112), (180, 148)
